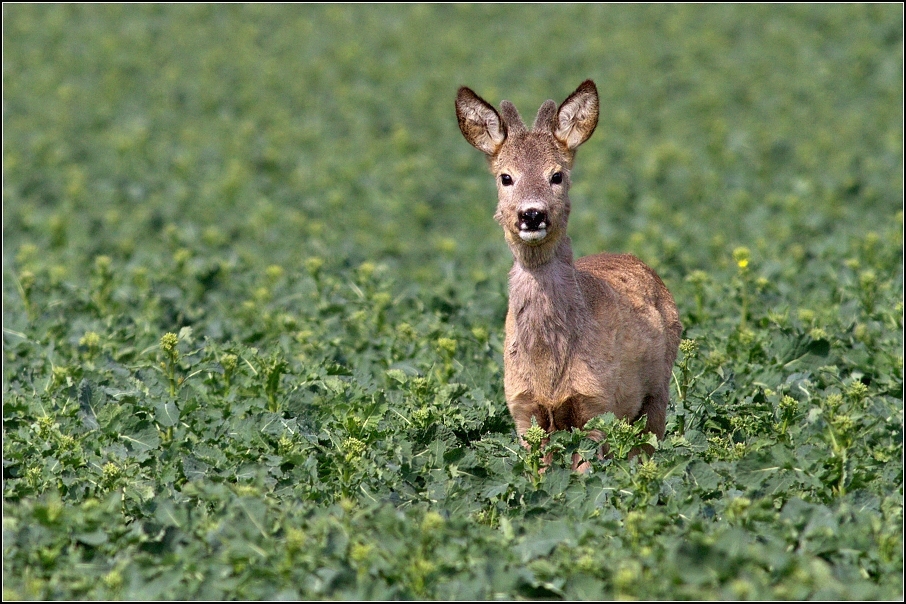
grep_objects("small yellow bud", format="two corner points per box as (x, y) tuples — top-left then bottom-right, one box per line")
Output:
(202, 226), (226, 247)
(357, 262), (376, 280)
(94, 255), (112, 273)
(286, 528), (307, 551)
(277, 434), (294, 456)
(221, 353), (238, 372)
(523, 424), (547, 448)
(305, 257), (324, 276)
(859, 270), (877, 289)
(679, 339), (698, 355)
(342, 437), (366, 461)
(101, 462), (121, 485)
(103, 570), (124, 591)
(16, 243), (39, 265)
(18, 270), (35, 291)
(435, 237), (456, 253)
(79, 331), (101, 349)
(265, 264), (284, 281)
(436, 337), (457, 355)
(637, 459), (658, 481)
(797, 308), (815, 323)
(160, 333), (179, 358)
(412, 407), (431, 425)
(614, 560), (642, 591)
(685, 269), (708, 286)
(421, 511), (445, 533)
(350, 542), (373, 563)
(808, 327), (828, 340)
(847, 381), (868, 401)
(726, 496), (751, 519)
(780, 395), (798, 413)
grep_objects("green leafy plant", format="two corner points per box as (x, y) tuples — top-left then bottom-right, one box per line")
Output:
(3, 4), (901, 600)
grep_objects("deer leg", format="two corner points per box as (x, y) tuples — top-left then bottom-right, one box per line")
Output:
(508, 398), (556, 469)
(630, 387), (669, 457)
(640, 387), (668, 440)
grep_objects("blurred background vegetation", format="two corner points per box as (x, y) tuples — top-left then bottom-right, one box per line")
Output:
(4, 4), (901, 298)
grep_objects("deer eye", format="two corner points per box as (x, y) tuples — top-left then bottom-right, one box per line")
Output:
(500, 174), (513, 186)
(550, 172), (563, 185)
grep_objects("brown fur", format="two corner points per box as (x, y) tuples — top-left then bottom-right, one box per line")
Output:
(455, 81), (682, 467)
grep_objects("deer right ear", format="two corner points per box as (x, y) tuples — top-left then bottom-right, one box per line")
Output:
(554, 80), (599, 151)
(456, 87), (507, 156)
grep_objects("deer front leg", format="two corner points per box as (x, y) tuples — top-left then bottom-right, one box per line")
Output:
(507, 395), (557, 468)
(510, 394), (605, 471)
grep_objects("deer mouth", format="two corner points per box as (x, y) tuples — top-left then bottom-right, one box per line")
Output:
(518, 227), (548, 242)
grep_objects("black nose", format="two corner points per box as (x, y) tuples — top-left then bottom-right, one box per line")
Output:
(518, 209), (548, 231)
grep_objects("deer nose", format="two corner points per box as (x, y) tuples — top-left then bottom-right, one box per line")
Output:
(518, 209), (548, 231)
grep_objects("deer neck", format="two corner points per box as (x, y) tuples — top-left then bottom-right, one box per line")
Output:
(507, 236), (588, 391)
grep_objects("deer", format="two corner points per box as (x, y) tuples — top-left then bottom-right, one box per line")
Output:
(455, 80), (682, 470)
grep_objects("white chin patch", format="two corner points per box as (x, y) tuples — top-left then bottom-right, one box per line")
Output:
(519, 228), (547, 242)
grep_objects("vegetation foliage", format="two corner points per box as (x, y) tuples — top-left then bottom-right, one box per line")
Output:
(3, 4), (903, 599)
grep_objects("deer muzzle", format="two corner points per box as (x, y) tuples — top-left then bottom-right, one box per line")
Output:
(517, 208), (549, 242)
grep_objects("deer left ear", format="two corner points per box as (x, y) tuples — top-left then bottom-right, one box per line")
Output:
(554, 80), (599, 150)
(456, 86), (508, 156)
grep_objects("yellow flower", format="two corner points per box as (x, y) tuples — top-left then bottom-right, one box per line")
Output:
(732, 246), (751, 269)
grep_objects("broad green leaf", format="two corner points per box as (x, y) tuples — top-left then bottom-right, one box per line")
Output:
(119, 422), (161, 453)
(154, 399), (180, 428)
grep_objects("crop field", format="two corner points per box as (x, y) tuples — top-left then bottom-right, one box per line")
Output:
(2, 4), (903, 600)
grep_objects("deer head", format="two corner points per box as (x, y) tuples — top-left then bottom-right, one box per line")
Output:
(455, 80), (599, 267)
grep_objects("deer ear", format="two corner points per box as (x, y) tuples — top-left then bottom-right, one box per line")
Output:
(554, 80), (599, 150)
(456, 87), (507, 156)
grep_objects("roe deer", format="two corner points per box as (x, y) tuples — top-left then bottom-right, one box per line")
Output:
(455, 80), (682, 469)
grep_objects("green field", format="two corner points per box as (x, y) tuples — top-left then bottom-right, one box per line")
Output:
(3, 4), (903, 599)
